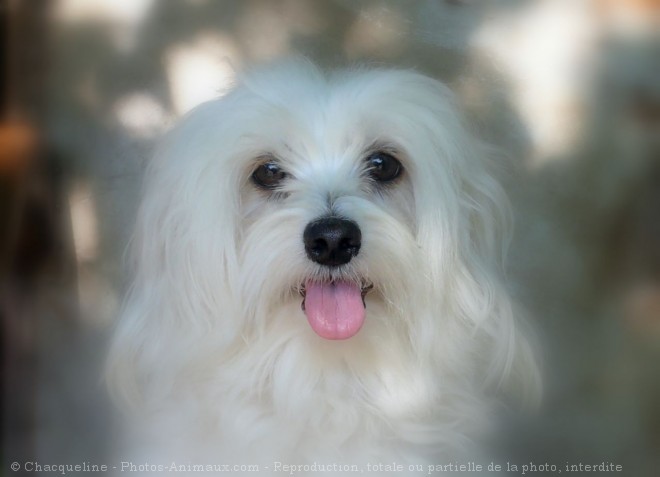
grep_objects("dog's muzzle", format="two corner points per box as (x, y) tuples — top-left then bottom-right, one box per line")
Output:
(303, 217), (361, 267)
(301, 217), (371, 340)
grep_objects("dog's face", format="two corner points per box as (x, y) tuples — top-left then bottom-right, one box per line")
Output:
(237, 69), (428, 341)
(151, 62), (491, 346)
(115, 61), (536, 406)
(243, 138), (416, 340)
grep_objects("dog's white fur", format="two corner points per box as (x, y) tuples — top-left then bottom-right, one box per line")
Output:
(108, 60), (540, 473)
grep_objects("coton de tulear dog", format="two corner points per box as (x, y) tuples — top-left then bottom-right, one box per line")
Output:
(108, 60), (540, 475)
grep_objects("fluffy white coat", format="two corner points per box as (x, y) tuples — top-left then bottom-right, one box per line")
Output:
(108, 60), (540, 475)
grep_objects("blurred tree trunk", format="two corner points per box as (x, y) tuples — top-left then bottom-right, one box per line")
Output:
(1, 0), (77, 465)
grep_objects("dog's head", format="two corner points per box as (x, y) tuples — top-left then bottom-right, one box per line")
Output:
(110, 60), (539, 408)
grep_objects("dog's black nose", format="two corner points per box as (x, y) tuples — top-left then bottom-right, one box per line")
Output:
(304, 218), (361, 266)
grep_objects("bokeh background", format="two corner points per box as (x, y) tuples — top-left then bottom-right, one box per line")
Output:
(2, 0), (659, 475)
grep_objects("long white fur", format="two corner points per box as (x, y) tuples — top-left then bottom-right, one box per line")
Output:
(107, 59), (540, 473)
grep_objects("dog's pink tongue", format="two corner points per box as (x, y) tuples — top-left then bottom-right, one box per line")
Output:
(304, 280), (365, 340)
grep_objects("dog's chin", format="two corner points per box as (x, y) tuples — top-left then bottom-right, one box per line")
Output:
(298, 277), (374, 340)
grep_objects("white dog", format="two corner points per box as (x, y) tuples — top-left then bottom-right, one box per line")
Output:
(108, 60), (539, 474)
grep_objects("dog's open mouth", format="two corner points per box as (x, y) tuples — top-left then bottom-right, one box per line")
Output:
(300, 280), (373, 340)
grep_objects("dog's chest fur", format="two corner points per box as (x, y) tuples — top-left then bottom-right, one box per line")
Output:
(138, 306), (477, 468)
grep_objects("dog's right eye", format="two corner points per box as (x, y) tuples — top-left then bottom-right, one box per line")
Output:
(252, 162), (287, 189)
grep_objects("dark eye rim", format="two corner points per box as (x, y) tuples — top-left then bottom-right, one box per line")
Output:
(251, 158), (288, 190)
(365, 149), (404, 183)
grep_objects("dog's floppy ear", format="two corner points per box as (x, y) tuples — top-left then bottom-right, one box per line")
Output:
(106, 99), (244, 406)
(407, 78), (541, 406)
(454, 144), (541, 407)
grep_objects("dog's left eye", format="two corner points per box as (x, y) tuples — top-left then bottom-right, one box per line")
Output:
(366, 151), (403, 182)
(252, 162), (288, 189)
